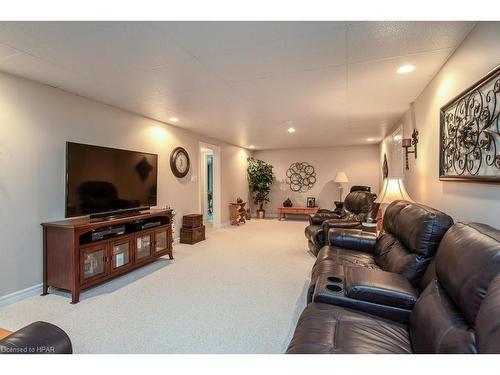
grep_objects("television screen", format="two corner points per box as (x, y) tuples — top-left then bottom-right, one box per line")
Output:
(66, 142), (158, 218)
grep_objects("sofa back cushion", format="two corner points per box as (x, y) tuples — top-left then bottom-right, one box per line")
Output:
(476, 275), (500, 353)
(374, 200), (453, 288)
(410, 222), (500, 353)
(341, 191), (375, 222)
(409, 279), (477, 353)
(435, 223), (500, 325)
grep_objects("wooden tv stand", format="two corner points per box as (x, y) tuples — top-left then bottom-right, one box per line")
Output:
(41, 209), (173, 304)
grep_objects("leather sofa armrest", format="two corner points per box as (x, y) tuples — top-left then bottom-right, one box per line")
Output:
(323, 220), (363, 236)
(327, 228), (377, 253)
(309, 212), (341, 225)
(0, 321), (72, 354)
(344, 267), (418, 309)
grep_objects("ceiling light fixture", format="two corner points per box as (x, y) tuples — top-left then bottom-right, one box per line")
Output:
(397, 64), (416, 74)
(287, 127), (296, 133)
(248, 145), (255, 149)
(169, 117), (179, 123)
(367, 138), (375, 142)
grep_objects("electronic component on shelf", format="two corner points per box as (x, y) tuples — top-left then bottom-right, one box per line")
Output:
(90, 225), (126, 241)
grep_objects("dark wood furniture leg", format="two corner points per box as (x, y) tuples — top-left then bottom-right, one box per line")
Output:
(71, 289), (80, 304)
(41, 229), (49, 296)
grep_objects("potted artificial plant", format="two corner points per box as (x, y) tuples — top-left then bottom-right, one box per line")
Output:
(247, 157), (274, 219)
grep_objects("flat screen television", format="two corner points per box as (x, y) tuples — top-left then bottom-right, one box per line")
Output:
(65, 142), (158, 218)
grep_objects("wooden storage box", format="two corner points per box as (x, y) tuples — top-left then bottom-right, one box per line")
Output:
(182, 214), (203, 228)
(180, 225), (205, 244)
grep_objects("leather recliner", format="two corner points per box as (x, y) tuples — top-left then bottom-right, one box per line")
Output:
(287, 222), (500, 353)
(308, 200), (454, 302)
(305, 190), (377, 256)
(0, 321), (72, 354)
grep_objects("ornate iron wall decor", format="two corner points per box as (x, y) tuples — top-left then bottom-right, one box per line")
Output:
(285, 162), (316, 192)
(383, 153), (389, 178)
(440, 65), (500, 182)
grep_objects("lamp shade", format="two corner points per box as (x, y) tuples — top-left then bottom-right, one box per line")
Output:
(334, 172), (349, 183)
(375, 178), (412, 204)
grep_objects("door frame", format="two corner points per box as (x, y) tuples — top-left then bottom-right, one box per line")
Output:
(198, 142), (222, 229)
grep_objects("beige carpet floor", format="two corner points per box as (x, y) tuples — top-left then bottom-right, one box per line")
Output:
(0, 219), (315, 353)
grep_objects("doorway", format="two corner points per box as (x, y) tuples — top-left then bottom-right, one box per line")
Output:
(199, 143), (221, 229)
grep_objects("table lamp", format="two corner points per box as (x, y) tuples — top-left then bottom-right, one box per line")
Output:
(375, 177), (413, 231)
(334, 172), (349, 201)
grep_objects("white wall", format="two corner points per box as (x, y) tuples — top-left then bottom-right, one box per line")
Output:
(253, 145), (380, 215)
(0, 71), (251, 298)
(380, 22), (500, 227)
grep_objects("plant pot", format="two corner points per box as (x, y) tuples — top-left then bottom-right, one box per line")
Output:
(257, 209), (265, 219)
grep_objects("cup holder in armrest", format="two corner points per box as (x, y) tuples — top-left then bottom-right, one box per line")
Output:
(326, 284), (342, 293)
(327, 276), (342, 283)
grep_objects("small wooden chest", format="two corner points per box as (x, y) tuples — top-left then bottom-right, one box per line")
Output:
(180, 225), (206, 244)
(182, 214), (203, 228)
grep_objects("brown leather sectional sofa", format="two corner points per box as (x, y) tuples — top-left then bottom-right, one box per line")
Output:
(305, 189), (378, 256)
(288, 200), (500, 354)
(0, 321), (72, 354)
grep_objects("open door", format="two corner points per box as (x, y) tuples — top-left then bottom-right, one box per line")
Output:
(199, 143), (221, 229)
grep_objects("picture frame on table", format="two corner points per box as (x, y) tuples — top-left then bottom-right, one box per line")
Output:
(306, 197), (316, 208)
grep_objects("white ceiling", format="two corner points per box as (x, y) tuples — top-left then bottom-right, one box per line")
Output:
(0, 21), (475, 149)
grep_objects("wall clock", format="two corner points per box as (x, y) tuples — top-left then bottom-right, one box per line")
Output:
(170, 147), (190, 178)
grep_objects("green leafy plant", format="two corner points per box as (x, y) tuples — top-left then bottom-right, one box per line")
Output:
(247, 157), (274, 211)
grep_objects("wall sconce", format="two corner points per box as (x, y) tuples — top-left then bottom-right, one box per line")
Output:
(402, 129), (419, 170)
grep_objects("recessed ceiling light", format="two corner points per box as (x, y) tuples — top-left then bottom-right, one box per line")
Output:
(287, 127), (296, 133)
(248, 145), (255, 149)
(367, 138), (375, 142)
(169, 117), (179, 123)
(397, 65), (416, 74)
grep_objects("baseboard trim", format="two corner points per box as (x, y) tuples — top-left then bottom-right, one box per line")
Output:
(0, 283), (43, 309)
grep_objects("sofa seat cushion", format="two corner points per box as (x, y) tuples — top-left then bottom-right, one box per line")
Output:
(286, 303), (412, 354)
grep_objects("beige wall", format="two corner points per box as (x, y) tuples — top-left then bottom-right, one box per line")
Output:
(380, 22), (500, 227)
(253, 145), (380, 215)
(0, 71), (250, 298)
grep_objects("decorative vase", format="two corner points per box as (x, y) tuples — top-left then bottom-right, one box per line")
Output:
(283, 198), (293, 207)
(257, 210), (265, 219)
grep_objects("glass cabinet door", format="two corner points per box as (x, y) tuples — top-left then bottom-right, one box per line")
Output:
(155, 228), (168, 254)
(81, 245), (107, 282)
(111, 239), (132, 271)
(136, 233), (152, 261)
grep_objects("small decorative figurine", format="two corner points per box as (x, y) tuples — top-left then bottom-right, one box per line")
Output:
(283, 198), (293, 207)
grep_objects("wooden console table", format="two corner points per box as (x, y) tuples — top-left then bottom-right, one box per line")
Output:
(229, 202), (246, 225)
(41, 209), (173, 304)
(277, 206), (319, 220)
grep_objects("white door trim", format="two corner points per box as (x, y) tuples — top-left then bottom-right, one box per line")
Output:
(198, 142), (221, 229)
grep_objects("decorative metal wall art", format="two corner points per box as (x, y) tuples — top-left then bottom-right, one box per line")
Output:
(402, 129), (419, 170)
(440, 65), (500, 182)
(285, 162), (316, 192)
(383, 153), (389, 178)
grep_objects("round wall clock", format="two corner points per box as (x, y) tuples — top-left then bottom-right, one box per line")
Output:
(170, 147), (190, 178)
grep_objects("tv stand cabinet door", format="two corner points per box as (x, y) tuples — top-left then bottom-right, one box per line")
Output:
(80, 243), (109, 284)
(134, 231), (154, 263)
(110, 236), (134, 274)
(153, 226), (172, 257)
